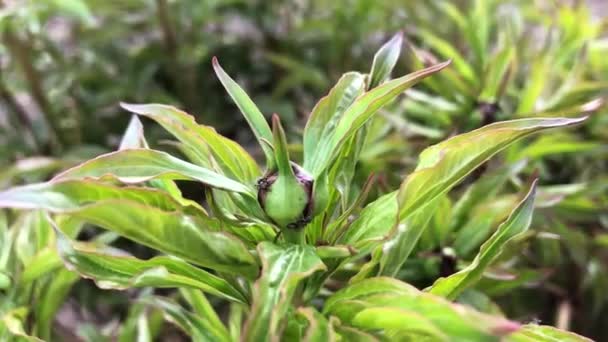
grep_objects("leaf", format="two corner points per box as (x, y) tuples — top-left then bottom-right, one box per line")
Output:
(46, 198), (257, 278)
(297, 307), (336, 342)
(507, 324), (592, 342)
(337, 192), (398, 252)
(427, 180), (538, 299)
(20, 247), (62, 283)
(415, 29), (476, 86)
(180, 289), (231, 338)
(398, 118), (584, 220)
(324, 277), (520, 341)
(0, 179), (205, 216)
(369, 32), (403, 89)
(55, 228), (247, 303)
(53, 149), (254, 195)
(34, 269), (79, 340)
(212, 57), (275, 169)
(243, 242), (326, 341)
(145, 297), (231, 342)
(121, 103), (260, 182)
(308, 61), (451, 177)
(351, 307), (447, 341)
(341, 117), (585, 276)
(119, 115), (149, 149)
(303, 72), (366, 172)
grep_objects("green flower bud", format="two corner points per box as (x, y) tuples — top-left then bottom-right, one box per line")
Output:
(257, 163), (313, 229)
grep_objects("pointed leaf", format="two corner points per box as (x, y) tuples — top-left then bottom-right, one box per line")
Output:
(119, 115), (149, 149)
(369, 32), (403, 89)
(428, 180), (538, 299)
(212, 57), (275, 168)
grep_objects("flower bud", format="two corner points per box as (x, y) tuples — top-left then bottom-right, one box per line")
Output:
(257, 163), (313, 228)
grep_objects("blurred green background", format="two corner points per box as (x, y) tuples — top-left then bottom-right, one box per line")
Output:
(0, 0), (606, 340)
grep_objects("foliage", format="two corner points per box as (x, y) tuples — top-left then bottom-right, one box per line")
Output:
(0, 27), (595, 341)
(0, 0), (606, 341)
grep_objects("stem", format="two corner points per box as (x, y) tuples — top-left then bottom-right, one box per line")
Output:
(283, 229), (305, 245)
(0, 71), (42, 153)
(3, 28), (62, 153)
(156, 0), (198, 111)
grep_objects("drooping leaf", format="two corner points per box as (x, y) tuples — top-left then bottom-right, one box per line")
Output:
(369, 31), (403, 89)
(243, 242), (326, 341)
(212, 57), (275, 169)
(121, 103), (260, 182)
(53, 149), (253, 195)
(55, 228), (247, 303)
(45, 198), (257, 278)
(0, 179), (205, 216)
(427, 180), (538, 299)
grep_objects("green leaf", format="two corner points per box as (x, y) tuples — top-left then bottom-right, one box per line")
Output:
(341, 117), (585, 276)
(351, 307), (447, 341)
(428, 180), (538, 299)
(243, 242), (326, 341)
(369, 31), (403, 89)
(34, 269), (79, 340)
(145, 297), (231, 342)
(453, 195), (519, 257)
(180, 289), (231, 339)
(212, 57), (275, 169)
(325, 277), (520, 340)
(303, 72), (366, 172)
(121, 103), (260, 182)
(398, 118), (584, 220)
(337, 192), (397, 252)
(119, 115), (149, 149)
(415, 29), (476, 86)
(0, 179), (205, 216)
(55, 228), (247, 303)
(47, 199), (257, 278)
(53, 149), (254, 195)
(507, 324), (592, 342)
(308, 61), (451, 177)
(297, 307), (336, 342)
(20, 247), (62, 283)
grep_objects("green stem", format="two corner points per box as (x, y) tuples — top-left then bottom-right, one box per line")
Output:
(283, 229), (305, 245)
(3, 27), (63, 153)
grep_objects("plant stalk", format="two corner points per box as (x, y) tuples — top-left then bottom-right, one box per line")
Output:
(282, 229), (305, 245)
(3, 28), (62, 153)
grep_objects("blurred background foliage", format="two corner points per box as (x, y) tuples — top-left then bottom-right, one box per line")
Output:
(0, 0), (607, 340)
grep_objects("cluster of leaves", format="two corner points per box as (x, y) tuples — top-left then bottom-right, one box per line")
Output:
(0, 22), (597, 340)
